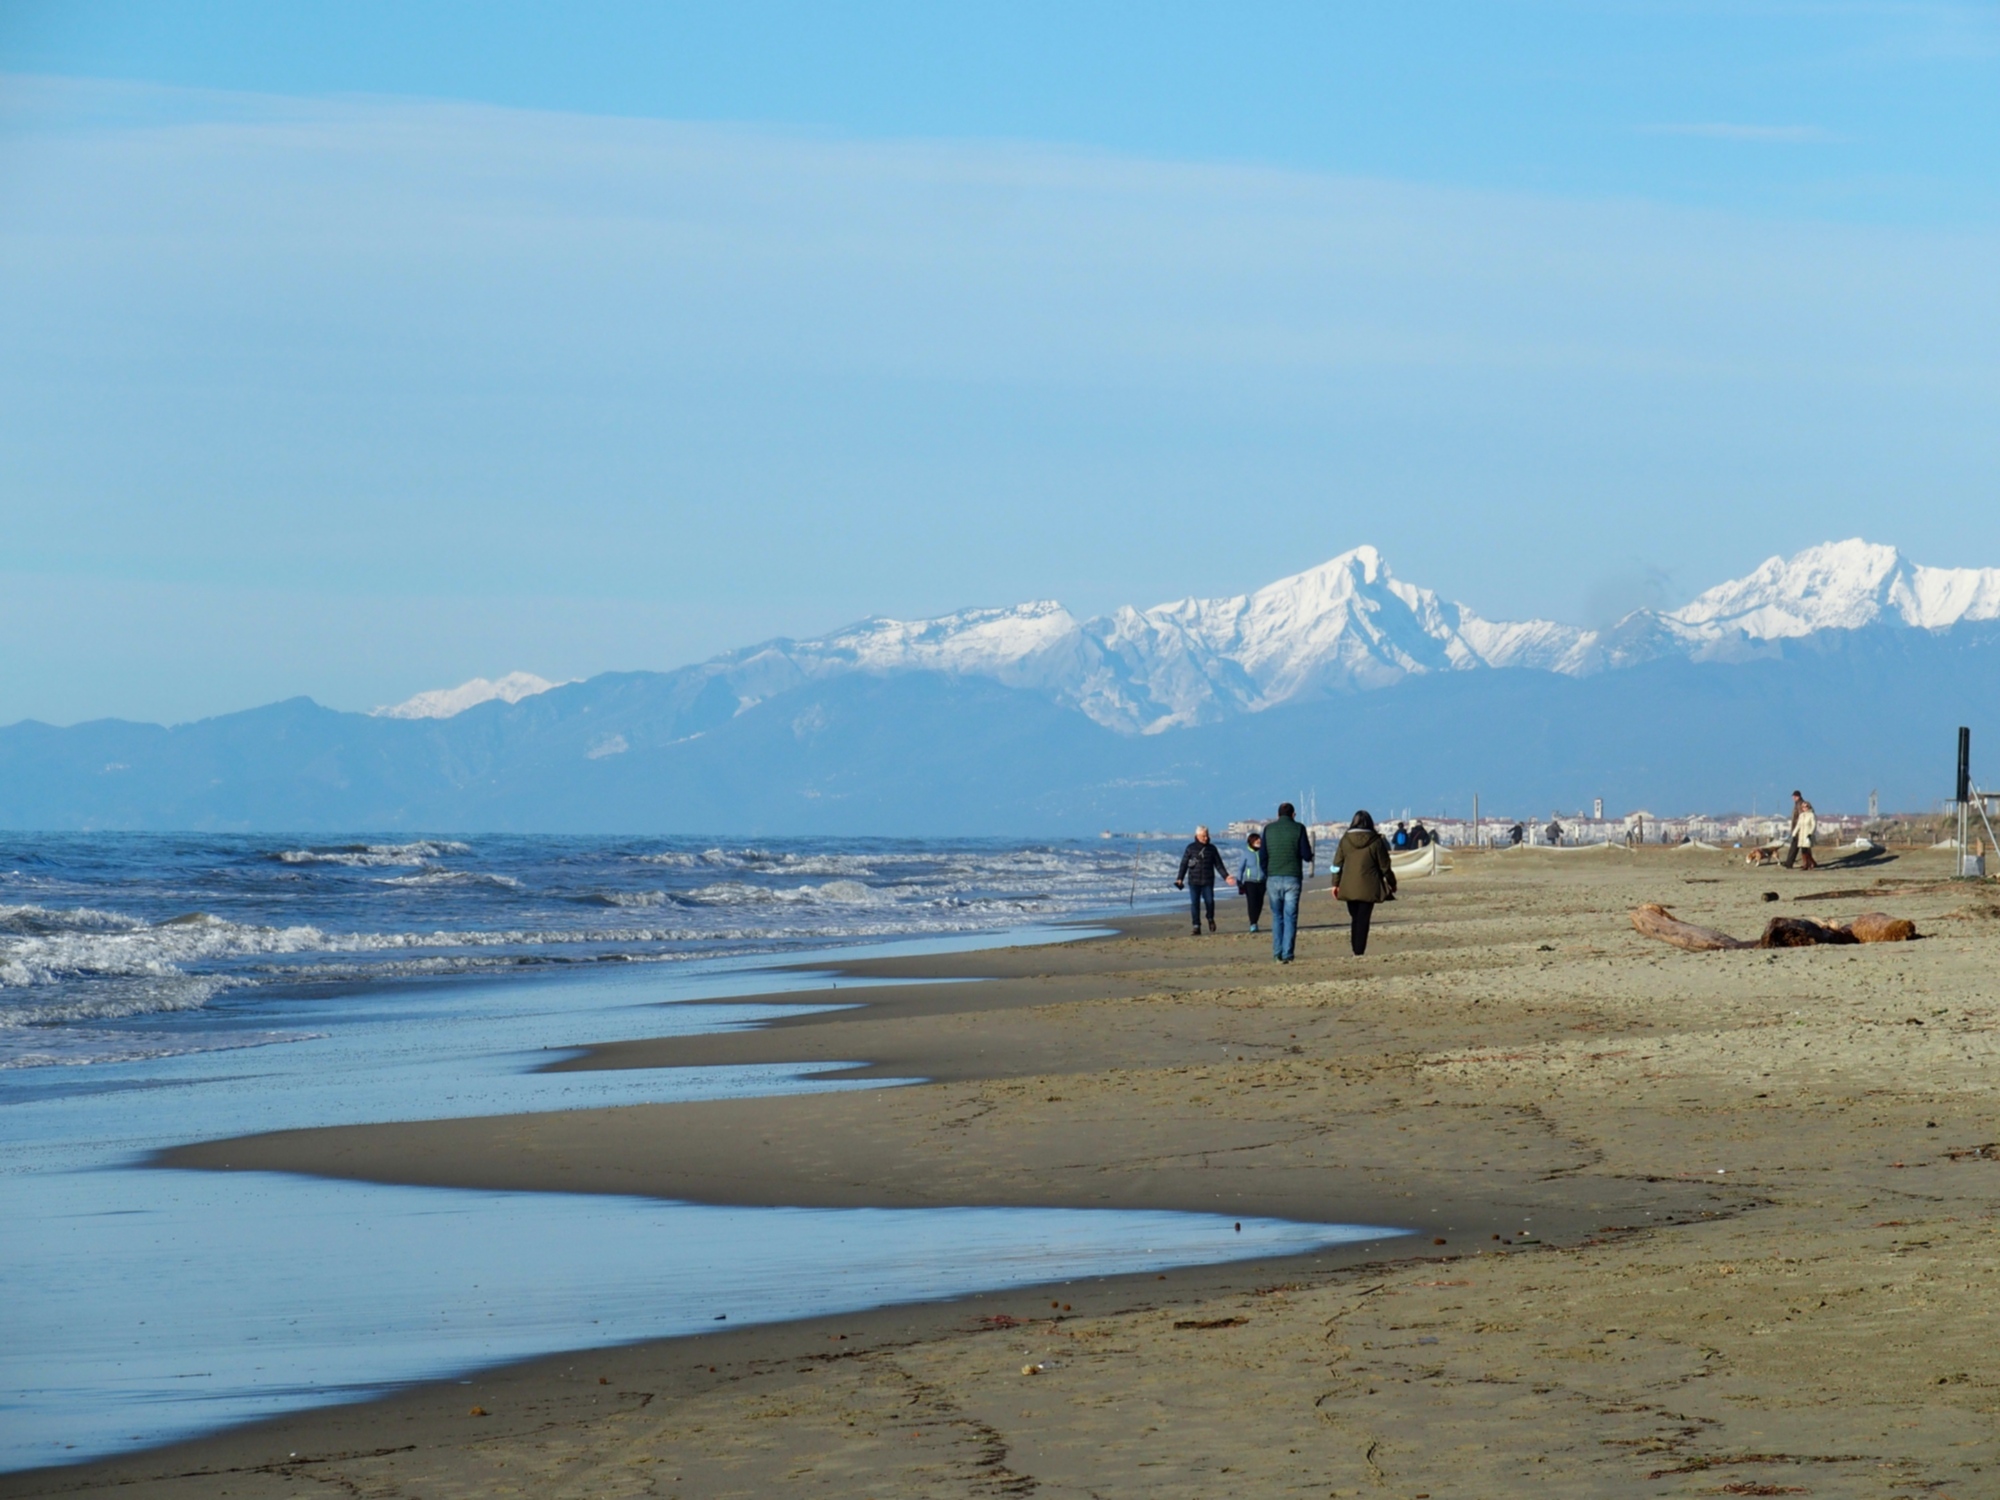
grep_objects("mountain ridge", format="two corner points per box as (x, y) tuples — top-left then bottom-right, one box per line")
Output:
(4, 538), (1994, 833)
(373, 538), (1999, 733)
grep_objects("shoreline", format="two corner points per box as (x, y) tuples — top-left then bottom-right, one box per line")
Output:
(15, 853), (2000, 1496)
(155, 903), (1722, 1233)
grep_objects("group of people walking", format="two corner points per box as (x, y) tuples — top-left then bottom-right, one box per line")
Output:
(1175, 803), (1398, 963)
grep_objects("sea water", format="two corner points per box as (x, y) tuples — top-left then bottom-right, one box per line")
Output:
(0, 833), (1184, 1069)
(1, 836), (1403, 1472)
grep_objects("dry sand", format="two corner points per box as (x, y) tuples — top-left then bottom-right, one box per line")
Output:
(12, 849), (2000, 1499)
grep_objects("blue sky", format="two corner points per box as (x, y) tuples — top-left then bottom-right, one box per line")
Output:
(3, 2), (1997, 724)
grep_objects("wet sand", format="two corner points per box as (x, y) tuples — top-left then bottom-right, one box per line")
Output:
(14, 850), (2000, 1498)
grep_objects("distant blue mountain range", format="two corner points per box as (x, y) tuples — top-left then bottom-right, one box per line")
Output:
(5, 541), (1995, 832)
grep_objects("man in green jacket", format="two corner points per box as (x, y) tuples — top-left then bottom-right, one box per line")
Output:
(1259, 802), (1315, 963)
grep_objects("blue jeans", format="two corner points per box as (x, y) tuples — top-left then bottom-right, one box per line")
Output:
(1267, 876), (1302, 959)
(1186, 883), (1215, 926)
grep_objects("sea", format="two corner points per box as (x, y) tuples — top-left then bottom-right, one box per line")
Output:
(1, 834), (1403, 1472)
(0, 833), (1189, 1071)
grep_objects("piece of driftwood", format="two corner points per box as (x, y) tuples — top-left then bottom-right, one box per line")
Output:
(1630, 903), (1918, 952)
(1629, 903), (1751, 951)
(1758, 916), (1857, 947)
(1849, 911), (1919, 943)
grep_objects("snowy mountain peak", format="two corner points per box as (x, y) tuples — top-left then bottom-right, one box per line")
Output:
(374, 672), (566, 720)
(598, 538), (2000, 740)
(815, 600), (1079, 674)
(1670, 539), (2000, 639)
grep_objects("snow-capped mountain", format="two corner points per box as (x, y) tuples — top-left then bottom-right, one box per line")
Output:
(632, 539), (2000, 735)
(374, 671), (566, 720)
(664, 545), (1591, 734)
(1670, 538), (2000, 639)
(378, 540), (2000, 731)
(11, 538), (1998, 833)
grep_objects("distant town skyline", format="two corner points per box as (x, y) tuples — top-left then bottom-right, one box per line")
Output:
(3, 2), (1997, 726)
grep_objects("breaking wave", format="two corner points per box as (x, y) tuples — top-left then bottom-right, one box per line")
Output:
(377, 869), (525, 890)
(275, 841), (472, 868)
(573, 890), (670, 908)
(687, 879), (900, 907)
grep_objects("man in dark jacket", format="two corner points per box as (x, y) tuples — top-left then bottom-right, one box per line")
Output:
(1260, 802), (1314, 963)
(1174, 825), (1235, 935)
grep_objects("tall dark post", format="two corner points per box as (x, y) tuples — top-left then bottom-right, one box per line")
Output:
(1959, 727), (1973, 805)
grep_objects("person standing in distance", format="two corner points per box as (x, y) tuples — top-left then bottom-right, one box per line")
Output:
(1330, 810), (1396, 956)
(1260, 803), (1314, 963)
(1174, 825), (1235, 935)
(1785, 790), (1819, 871)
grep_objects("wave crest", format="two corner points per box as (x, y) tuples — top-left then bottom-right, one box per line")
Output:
(275, 841), (472, 868)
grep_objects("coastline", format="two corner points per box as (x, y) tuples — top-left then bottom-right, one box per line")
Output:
(155, 904), (1713, 1234)
(15, 853), (2000, 1496)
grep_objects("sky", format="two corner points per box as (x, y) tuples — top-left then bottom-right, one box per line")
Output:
(2, 1), (1997, 725)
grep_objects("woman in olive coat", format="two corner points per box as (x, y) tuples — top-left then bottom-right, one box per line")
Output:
(1330, 810), (1396, 956)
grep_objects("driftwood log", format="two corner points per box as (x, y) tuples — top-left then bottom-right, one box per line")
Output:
(1849, 911), (1919, 943)
(1630, 903), (1918, 952)
(1758, 916), (1857, 947)
(1629, 903), (1751, 951)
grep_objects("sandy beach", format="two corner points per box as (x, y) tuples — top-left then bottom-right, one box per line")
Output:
(13, 848), (2000, 1499)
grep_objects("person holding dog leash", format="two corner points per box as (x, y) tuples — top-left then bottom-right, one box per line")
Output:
(1783, 790), (1819, 871)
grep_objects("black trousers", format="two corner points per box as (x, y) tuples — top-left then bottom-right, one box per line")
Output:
(1241, 880), (1267, 927)
(1187, 883), (1216, 925)
(1346, 899), (1375, 955)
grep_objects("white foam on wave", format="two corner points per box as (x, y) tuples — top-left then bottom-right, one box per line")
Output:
(689, 879), (900, 908)
(3, 901), (1006, 994)
(0, 1027), (324, 1070)
(377, 869), (524, 890)
(746, 854), (880, 877)
(1, 903), (147, 937)
(0, 973), (229, 1027)
(0, 910), (338, 989)
(276, 841), (472, 868)
(576, 890), (669, 908)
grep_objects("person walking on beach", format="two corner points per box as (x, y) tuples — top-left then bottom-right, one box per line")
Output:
(1331, 810), (1397, 956)
(1260, 803), (1314, 963)
(1237, 832), (1268, 934)
(1174, 826), (1235, 935)
(1784, 790), (1819, 871)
